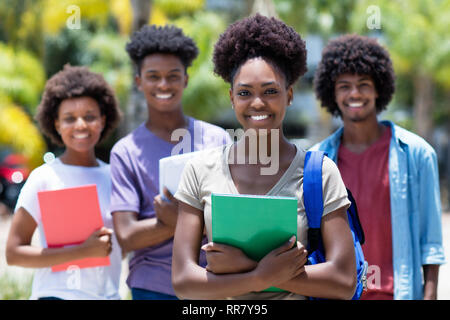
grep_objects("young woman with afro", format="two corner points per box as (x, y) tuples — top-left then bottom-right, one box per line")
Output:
(6, 65), (123, 300)
(171, 14), (357, 300)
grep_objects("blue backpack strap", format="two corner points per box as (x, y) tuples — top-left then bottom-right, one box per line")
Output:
(304, 151), (368, 300)
(303, 150), (326, 251)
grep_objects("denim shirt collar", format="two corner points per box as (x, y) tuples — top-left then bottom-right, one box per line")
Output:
(322, 120), (406, 160)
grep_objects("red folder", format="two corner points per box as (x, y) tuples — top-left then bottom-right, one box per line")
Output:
(37, 184), (110, 272)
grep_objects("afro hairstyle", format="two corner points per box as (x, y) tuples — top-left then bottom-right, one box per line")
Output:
(213, 14), (307, 87)
(35, 64), (122, 146)
(126, 24), (198, 75)
(313, 34), (395, 117)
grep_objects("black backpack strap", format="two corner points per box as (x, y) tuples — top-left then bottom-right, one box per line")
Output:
(346, 188), (365, 245)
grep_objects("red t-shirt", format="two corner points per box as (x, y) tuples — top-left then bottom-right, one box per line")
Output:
(338, 126), (394, 300)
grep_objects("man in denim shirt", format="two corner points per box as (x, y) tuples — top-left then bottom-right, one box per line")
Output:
(311, 34), (445, 299)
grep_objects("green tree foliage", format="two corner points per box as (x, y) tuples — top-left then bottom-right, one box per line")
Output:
(350, 0), (450, 139)
(0, 94), (47, 169)
(0, 0), (44, 57)
(43, 28), (93, 78)
(43, 27), (132, 111)
(86, 33), (133, 109)
(0, 1), (132, 163)
(174, 11), (230, 120)
(272, 0), (449, 139)
(351, 0), (450, 88)
(154, 0), (205, 18)
(42, 0), (109, 34)
(0, 43), (46, 113)
(0, 1), (48, 167)
(274, 0), (358, 36)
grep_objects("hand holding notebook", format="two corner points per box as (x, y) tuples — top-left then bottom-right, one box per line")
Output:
(159, 151), (201, 198)
(38, 184), (111, 272)
(211, 193), (298, 291)
(201, 242), (258, 274)
(250, 235), (307, 291)
(79, 227), (113, 258)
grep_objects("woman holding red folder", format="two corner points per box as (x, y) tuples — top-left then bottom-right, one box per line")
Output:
(5, 65), (123, 300)
(172, 15), (357, 300)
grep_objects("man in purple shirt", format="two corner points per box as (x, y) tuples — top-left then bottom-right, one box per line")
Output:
(110, 25), (231, 300)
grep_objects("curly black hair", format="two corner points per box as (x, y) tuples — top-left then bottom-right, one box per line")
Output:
(213, 14), (307, 87)
(314, 34), (395, 117)
(35, 64), (122, 146)
(126, 24), (199, 75)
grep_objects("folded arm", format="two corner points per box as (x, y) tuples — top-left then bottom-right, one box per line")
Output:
(276, 207), (357, 299)
(199, 206), (357, 300)
(172, 202), (306, 299)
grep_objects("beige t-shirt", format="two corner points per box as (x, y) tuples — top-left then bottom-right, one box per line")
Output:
(175, 144), (350, 300)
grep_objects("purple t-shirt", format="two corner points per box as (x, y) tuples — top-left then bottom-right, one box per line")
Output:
(110, 117), (231, 295)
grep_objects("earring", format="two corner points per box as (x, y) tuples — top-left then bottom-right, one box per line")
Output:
(231, 104), (234, 109)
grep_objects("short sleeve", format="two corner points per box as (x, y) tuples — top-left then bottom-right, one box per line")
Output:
(109, 145), (141, 214)
(15, 167), (45, 224)
(321, 157), (351, 216)
(174, 160), (203, 211)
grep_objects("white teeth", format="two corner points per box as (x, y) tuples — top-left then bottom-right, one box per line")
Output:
(250, 114), (269, 121)
(73, 134), (88, 139)
(156, 94), (173, 99)
(348, 102), (363, 108)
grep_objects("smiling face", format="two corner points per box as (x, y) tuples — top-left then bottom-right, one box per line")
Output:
(136, 53), (188, 113)
(230, 57), (293, 132)
(334, 73), (379, 123)
(54, 96), (105, 154)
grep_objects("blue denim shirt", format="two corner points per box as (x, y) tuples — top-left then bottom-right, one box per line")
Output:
(310, 120), (445, 299)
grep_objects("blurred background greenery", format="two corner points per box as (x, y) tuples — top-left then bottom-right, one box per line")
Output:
(0, 0), (449, 299)
(0, 0), (449, 166)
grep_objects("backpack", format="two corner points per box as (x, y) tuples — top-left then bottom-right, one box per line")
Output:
(303, 150), (368, 300)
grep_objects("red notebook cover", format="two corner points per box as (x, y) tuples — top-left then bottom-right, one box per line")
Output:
(37, 184), (110, 272)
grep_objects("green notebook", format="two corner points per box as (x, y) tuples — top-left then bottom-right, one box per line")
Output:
(211, 193), (298, 292)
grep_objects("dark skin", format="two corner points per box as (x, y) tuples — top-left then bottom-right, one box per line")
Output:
(334, 73), (384, 154)
(172, 57), (356, 300)
(334, 73), (440, 299)
(112, 53), (189, 254)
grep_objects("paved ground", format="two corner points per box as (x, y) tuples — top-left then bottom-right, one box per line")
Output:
(1, 210), (449, 299)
